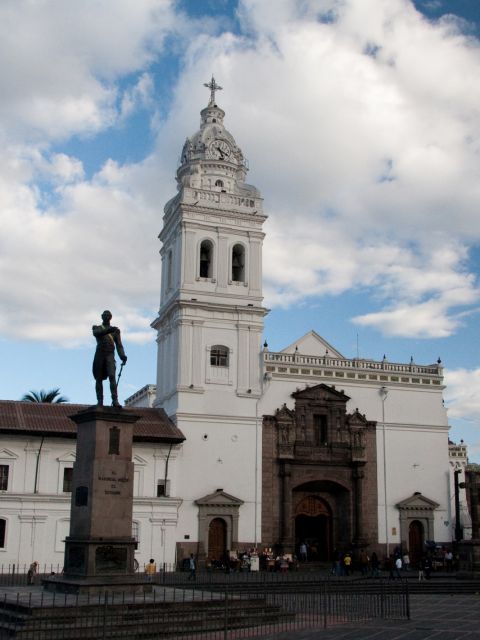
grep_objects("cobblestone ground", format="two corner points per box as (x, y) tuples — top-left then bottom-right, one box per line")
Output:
(260, 594), (480, 640)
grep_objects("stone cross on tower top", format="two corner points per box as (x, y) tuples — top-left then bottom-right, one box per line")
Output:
(204, 76), (223, 106)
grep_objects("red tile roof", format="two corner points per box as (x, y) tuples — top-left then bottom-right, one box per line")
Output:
(0, 401), (184, 443)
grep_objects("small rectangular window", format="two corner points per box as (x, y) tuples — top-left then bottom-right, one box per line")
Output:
(157, 480), (170, 497)
(210, 346), (229, 367)
(0, 519), (5, 548)
(313, 415), (328, 445)
(63, 467), (73, 493)
(132, 521), (139, 543)
(0, 465), (9, 491)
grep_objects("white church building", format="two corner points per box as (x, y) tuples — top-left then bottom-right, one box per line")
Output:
(0, 80), (466, 570)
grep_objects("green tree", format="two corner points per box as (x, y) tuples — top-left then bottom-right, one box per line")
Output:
(21, 388), (68, 403)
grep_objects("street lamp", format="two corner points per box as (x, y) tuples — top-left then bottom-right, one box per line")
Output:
(380, 386), (389, 557)
(454, 467), (464, 542)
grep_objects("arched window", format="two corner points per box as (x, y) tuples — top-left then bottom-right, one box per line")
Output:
(200, 240), (213, 278)
(231, 244), (245, 282)
(210, 346), (229, 367)
(0, 519), (5, 548)
(215, 179), (224, 188)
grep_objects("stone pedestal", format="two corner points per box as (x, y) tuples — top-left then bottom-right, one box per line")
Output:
(44, 406), (150, 594)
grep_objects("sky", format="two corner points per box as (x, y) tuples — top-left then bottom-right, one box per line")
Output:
(1, 0), (480, 455)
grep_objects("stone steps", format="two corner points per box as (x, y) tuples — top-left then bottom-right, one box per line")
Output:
(0, 596), (294, 639)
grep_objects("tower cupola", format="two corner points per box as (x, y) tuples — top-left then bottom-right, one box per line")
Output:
(175, 76), (258, 198)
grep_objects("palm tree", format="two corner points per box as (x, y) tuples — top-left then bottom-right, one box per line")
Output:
(21, 388), (68, 403)
(21, 388), (69, 493)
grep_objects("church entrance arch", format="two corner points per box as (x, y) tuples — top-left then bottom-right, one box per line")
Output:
(208, 518), (227, 562)
(408, 520), (424, 566)
(295, 496), (331, 561)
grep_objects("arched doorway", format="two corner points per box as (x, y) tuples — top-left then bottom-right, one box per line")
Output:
(295, 496), (331, 560)
(208, 517), (227, 562)
(409, 520), (424, 566)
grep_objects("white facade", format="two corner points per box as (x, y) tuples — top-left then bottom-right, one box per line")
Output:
(125, 85), (454, 555)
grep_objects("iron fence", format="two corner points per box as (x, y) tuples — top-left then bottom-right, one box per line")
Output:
(0, 580), (409, 639)
(0, 562), (400, 588)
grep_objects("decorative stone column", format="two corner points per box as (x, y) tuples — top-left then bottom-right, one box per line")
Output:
(279, 461), (294, 553)
(352, 464), (365, 545)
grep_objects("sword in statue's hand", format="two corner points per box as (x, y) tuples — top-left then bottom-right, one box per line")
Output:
(116, 361), (126, 387)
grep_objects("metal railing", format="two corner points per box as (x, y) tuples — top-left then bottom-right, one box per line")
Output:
(264, 352), (442, 376)
(0, 580), (409, 639)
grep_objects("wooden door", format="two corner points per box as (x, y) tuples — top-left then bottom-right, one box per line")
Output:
(208, 518), (227, 561)
(409, 520), (424, 567)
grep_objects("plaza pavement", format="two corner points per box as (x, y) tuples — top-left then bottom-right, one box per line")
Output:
(262, 593), (480, 639)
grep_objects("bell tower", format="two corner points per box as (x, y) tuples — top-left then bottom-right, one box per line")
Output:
(152, 79), (268, 556)
(153, 78), (267, 415)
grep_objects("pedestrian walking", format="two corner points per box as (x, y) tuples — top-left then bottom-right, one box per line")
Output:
(418, 557), (425, 581)
(27, 561), (38, 585)
(188, 553), (196, 580)
(299, 542), (307, 562)
(343, 552), (352, 576)
(445, 549), (453, 572)
(395, 556), (402, 579)
(145, 558), (156, 582)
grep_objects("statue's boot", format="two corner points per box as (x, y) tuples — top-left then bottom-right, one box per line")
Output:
(110, 380), (121, 408)
(95, 381), (103, 406)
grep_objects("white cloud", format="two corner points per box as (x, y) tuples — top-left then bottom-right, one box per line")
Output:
(0, 0), (479, 347)
(445, 368), (480, 423)
(119, 73), (155, 121)
(0, 0), (178, 142)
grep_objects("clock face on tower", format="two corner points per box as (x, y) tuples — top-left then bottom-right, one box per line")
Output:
(208, 139), (232, 159)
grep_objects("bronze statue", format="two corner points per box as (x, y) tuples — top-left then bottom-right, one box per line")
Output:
(92, 310), (127, 407)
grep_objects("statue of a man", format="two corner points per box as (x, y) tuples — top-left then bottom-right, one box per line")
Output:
(92, 310), (127, 407)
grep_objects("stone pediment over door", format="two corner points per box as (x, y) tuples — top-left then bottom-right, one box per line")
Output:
(396, 493), (439, 513)
(195, 490), (244, 560)
(396, 492), (439, 552)
(195, 489), (244, 508)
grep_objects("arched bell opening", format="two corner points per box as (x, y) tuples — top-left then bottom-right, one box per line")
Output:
(199, 240), (214, 278)
(231, 244), (245, 282)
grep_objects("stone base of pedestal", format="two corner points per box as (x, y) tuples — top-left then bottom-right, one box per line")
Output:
(64, 536), (138, 577)
(456, 539), (480, 578)
(42, 574), (152, 595)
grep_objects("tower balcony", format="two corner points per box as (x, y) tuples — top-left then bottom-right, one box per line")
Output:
(181, 187), (264, 216)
